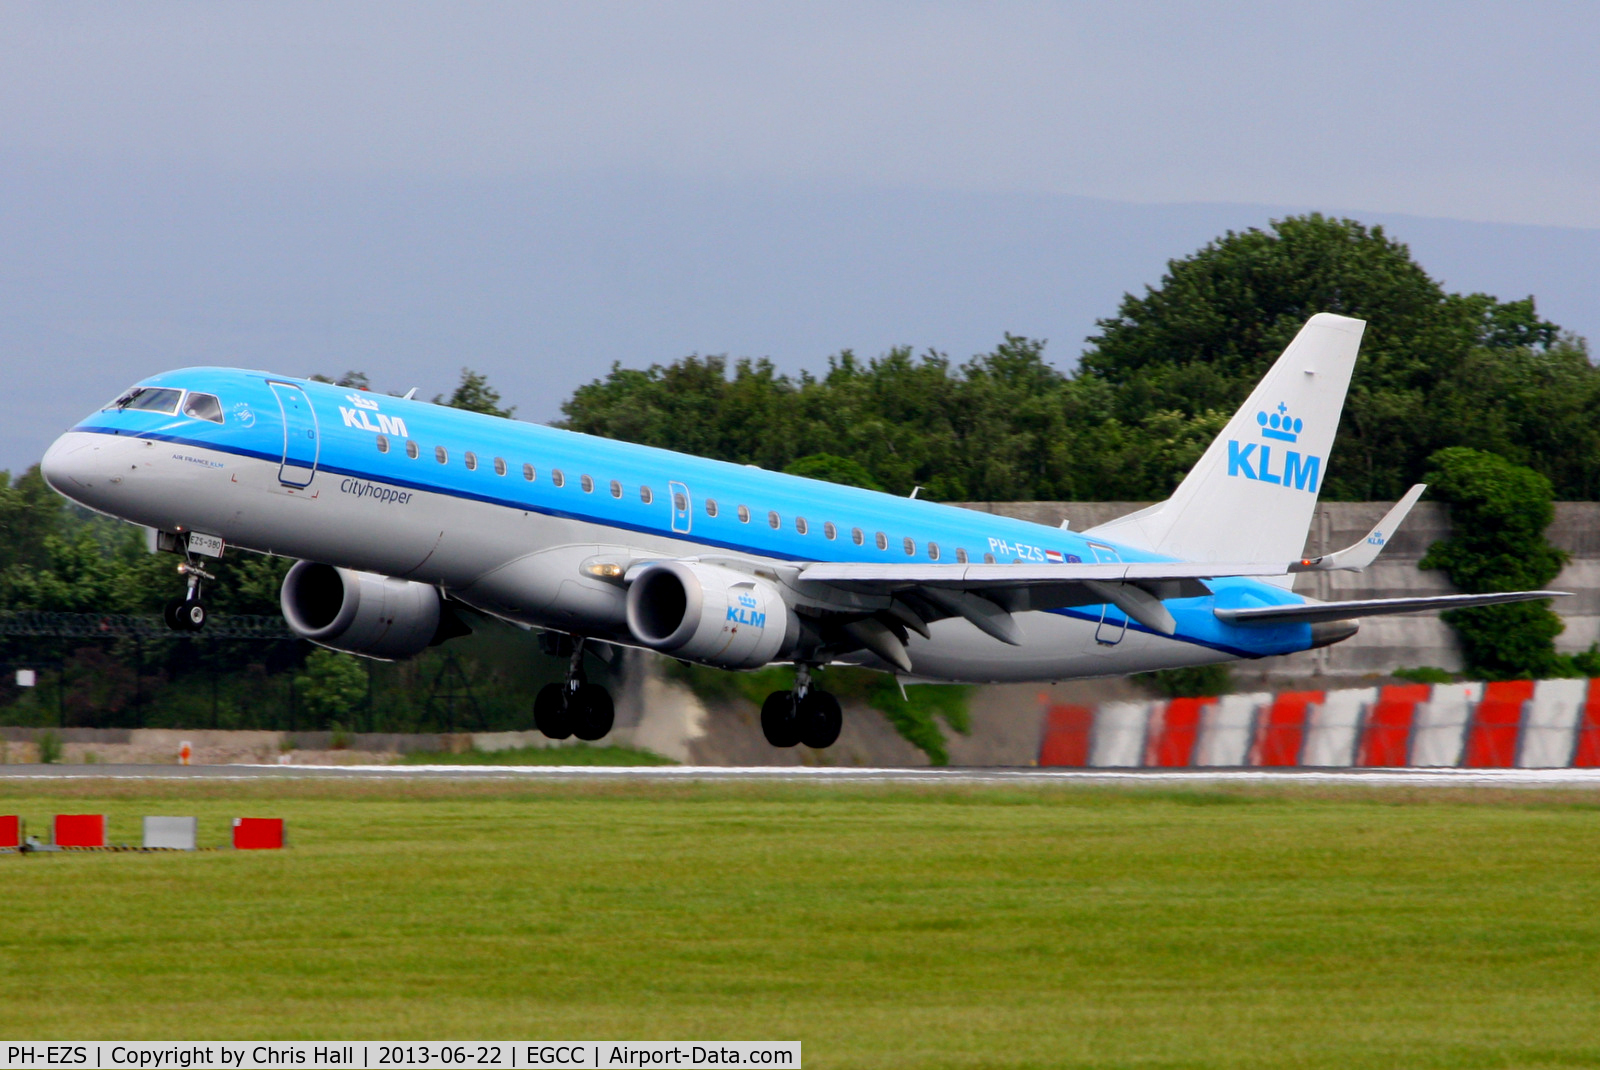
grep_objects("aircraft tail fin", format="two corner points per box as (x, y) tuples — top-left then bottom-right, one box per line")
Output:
(1084, 313), (1365, 583)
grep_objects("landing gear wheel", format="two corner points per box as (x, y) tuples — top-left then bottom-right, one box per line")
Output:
(797, 690), (842, 749)
(164, 597), (206, 632)
(179, 600), (207, 632)
(760, 690), (800, 748)
(572, 684), (615, 741)
(534, 682), (574, 740)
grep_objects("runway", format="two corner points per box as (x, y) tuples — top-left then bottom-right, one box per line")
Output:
(4, 763), (1600, 787)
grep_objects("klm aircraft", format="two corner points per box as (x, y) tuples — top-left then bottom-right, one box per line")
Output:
(40, 314), (1562, 749)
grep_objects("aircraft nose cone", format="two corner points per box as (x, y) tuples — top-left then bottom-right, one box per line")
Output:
(41, 432), (111, 502)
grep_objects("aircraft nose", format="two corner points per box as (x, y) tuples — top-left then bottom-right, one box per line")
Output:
(41, 432), (113, 501)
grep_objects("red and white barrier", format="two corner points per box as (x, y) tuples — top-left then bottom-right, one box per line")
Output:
(1040, 678), (1600, 769)
(0, 815), (19, 850)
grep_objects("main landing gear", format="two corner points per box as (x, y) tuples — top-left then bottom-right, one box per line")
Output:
(761, 665), (843, 750)
(533, 635), (615, 742)
(163, 559), (213, 632)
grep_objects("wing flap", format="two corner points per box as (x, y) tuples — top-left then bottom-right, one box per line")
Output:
(1215, 590), (1569, 626)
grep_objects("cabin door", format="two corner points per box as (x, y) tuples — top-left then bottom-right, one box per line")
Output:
(669, 481), (692, 534)
(269, 382), (320, 487)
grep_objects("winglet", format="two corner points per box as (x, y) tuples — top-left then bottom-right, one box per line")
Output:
(1291, 484), (1426, 573)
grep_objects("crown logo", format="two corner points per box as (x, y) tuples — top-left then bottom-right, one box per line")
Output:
(737, 593), (758, 609)
(345, 393), (380, 410)
(1257, 402), (1302, 443)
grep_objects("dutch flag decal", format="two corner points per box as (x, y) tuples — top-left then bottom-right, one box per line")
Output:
(1045, 549), (1064, 563)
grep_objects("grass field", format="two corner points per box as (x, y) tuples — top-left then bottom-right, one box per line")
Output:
(3, 779), (1599, 1068)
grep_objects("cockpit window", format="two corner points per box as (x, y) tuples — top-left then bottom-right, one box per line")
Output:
(106, 386), (183, 415)
(182, 392), (224, 423)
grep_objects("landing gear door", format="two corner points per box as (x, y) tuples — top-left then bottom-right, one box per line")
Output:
(1088, 541), (1127, 646)
(269, 382), (320, 488)
(669, 481), (692, 534)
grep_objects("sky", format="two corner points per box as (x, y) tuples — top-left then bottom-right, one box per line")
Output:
(3, 1), (1598, 472)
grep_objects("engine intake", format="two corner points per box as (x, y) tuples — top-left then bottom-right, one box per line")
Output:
(280, 561), (445, 660)
(626, 561), (797, 670)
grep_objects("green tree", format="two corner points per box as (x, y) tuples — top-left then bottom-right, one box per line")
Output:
(294, 649), (368, 727)
(1078, 213), (1572, 499)
(783, 454), (883, 491)
(1419, 448), (1569, 679)
(436, 368), (515, 418)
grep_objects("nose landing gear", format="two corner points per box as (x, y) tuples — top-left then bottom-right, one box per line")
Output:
(761, 665), (843, 750)
(533, 635), (616, 742)
(163, 560), (213, 632)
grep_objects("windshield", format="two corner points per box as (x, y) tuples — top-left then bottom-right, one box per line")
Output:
(105, 386), (184, 415)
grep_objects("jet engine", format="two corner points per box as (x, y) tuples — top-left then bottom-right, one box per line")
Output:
(625, 561), (798, 670)
(280, 561), (446, 660)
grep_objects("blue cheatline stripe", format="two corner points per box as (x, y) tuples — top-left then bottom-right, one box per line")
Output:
(73, 424), (1284, 660)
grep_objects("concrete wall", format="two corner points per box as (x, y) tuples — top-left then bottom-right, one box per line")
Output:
(950, 501), (1600, 678)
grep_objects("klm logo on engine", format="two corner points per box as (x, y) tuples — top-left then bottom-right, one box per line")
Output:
(339, 393), (408, 438)
(1228, 402), (1320, 492)
(727, 592), (766, 629)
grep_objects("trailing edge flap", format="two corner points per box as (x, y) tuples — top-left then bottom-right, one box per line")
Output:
(1289, 485), (1426, 574)
(1215, 589), (1569, 626)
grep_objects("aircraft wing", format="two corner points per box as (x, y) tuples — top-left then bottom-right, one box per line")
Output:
(1213, 589), (1569, 626)
(797, 561), (1288, 586)
(795, 560), (1286, 643)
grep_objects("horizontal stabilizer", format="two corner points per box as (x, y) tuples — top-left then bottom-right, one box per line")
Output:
(1216, 589), (1569, 626)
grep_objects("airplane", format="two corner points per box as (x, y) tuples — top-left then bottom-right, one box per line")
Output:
(39, 313), (1564, 749)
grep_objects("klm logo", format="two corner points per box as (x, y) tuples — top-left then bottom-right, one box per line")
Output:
(728, 590), (766, 628)
(726, 605), (767, 628)
(339, 393), (408, 438)
(1227, 402), (1320, 492)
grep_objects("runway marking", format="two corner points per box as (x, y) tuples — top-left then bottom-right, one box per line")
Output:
(3, 764), (1600, 787)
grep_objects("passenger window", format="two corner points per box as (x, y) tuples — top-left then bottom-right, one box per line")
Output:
(182, 392), (224, 423)
(706, 499), (719, 517)
(983, 553), (996, 564)
(435, 446), (448, 464)
(824, 522), (837, 540)
(523, 463), (536, 481)
(494, 457), (507, 476)
(674, 491), (688, 511)
(640, 486), (653, 504)
(611, 480), (623, 499)
(552, 469), (565, 487)
(376, 435), (389, 454)
(581, 475), (594, 493)
(852, 527), (864, 545)
(956, 548), (968, 564)
(406, 440), (420, 459)
(465, 451), (478, 471)
(928, 542), (939, 561)
(737, 505), (750, 523)
(768, 511), (781, 529)
(875, 532), (888, 551)
(903, 537), (915, 556)
(796, 517), (808, 535)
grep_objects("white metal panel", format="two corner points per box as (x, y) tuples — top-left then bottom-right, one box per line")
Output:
(1195, 693), (1269, 766)
(1411, 683), (1483, 767)
(1519, 678), (1587, 767)
(1302, 688), (1377, 766)
(143, 815), (198, 850)
(1089, 702), (1153, 767)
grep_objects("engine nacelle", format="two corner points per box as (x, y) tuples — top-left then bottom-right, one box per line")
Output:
(280, 561), (443, 660)
(625, 561), (797, 670)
